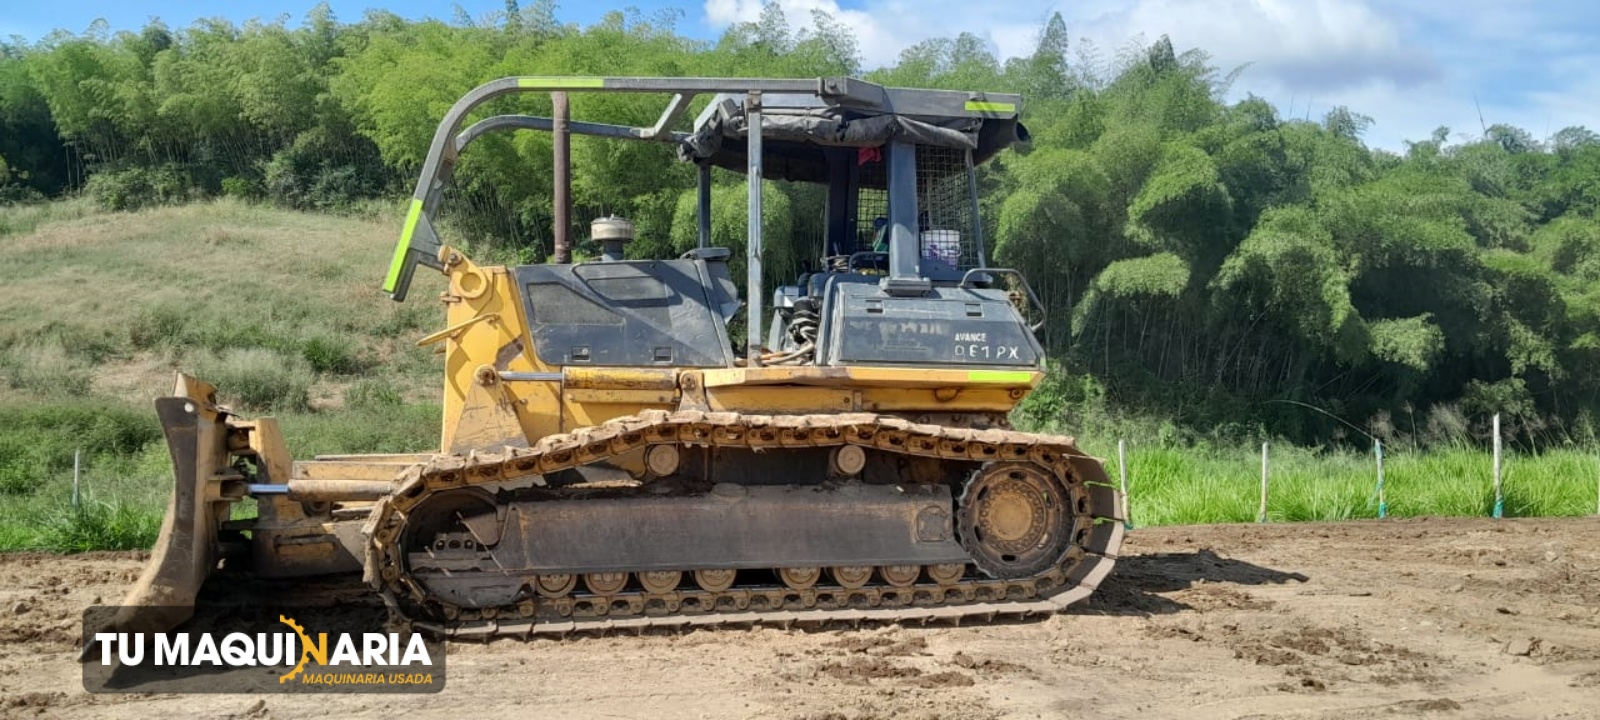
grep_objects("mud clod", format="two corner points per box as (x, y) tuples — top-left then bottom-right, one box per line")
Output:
(1504, 637), (1537, 657)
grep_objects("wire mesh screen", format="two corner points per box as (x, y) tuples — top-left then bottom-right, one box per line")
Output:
(916, 146), (982, 272)
(855, 157), (887, 255)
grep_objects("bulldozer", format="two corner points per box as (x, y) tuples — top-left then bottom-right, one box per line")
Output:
(98, 76), (1124, 641)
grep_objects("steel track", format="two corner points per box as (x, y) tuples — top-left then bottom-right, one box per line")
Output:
(363, 410), (1125, 639)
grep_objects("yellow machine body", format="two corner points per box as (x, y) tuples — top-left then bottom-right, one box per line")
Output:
(430, 248), (1040, 455)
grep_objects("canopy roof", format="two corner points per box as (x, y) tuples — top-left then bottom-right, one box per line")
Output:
(681, 89), (1029, 184)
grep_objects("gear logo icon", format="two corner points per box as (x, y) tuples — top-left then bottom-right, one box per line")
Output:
(278, 615), (315, 683)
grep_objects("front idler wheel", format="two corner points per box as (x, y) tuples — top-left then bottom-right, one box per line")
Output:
(399, 487), (514, 609)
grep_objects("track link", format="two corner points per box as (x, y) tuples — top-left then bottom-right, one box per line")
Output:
(362, 411), (1125, 639)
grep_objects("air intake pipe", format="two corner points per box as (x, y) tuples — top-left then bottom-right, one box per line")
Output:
(592, 216), (634, 262)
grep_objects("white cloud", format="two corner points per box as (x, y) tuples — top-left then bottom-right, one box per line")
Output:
(1072, 0), (1440, 92)
(704, 0), (888, 69)
(1168, 1), (1600, 149)
(703, 0), (1434, 90)
(701, 0), (1047, 71)
(698, 0), (1599, 150)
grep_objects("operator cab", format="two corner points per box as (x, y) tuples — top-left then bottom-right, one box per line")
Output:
(384, 76), (1043, 372)
(678, 89), (1041, 368)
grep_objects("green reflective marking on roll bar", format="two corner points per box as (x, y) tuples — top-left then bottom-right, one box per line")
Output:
(517, 76), (605, 89)
(384, 199), (425, 293)
(964, 100), (1015, 113)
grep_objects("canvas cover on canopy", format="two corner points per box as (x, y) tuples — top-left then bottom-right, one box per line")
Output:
(680, 92), (1030, 185)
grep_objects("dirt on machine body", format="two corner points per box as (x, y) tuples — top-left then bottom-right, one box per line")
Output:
(95, 76), (1125, 642)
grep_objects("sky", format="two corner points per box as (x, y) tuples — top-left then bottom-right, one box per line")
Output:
(3, 0), (1597, 151)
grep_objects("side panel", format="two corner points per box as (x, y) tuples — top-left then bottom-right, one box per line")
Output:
(822, 283), (1044, 367)
(515, 259), (735, 368)
(410, 483), (967, 575)
(435, 260), (562, 451)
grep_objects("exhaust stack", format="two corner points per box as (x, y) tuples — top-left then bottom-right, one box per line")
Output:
(553, 92), (572, 264)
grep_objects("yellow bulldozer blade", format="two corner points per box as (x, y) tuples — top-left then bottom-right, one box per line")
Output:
(80, 375), (240, 659)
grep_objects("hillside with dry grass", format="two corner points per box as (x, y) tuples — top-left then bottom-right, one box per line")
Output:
(0, 198), (444, 405)
(0, 199), (447, 549)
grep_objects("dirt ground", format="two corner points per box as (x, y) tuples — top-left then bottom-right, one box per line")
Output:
(1, 517), (1596, 719)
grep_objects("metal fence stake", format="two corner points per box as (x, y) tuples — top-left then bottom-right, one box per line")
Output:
(72, 449), (82, 511)
(1492, 413), (1503, 519)
(1118, 439), (1131, 530)
(1258, 442), (1269, 524)
(1375, 439), (1386, 519)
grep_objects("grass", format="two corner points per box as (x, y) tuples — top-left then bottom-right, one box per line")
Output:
(0, 198), (438, 371)
(0, 439), (173, 552)
(1027, 371), (1600, 526)
(1110, 443), (1600, 527)
(190, 348), (317, 412)
(0, 196), (97, 238)
(0, 198), (445, 551)
(0, 402), (440, 552)
(38, 500), (166, 552)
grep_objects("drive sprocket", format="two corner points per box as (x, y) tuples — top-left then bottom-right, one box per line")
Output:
(956, 462), (1077, 579)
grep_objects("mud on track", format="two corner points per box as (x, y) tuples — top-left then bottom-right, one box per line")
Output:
(1, 517), (1596, 719)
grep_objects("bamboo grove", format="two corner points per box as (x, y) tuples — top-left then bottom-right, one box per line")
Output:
(3, 2), (1598, 448)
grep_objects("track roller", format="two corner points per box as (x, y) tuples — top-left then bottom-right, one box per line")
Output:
(694, 568), (736, 592)
(830, 566), (872, 589)
(536, 574), (577, 598)
(879, 565), (920, 587)
(778, 567), (820, 590)
(585, 572), (627, 594)
(638, 570), (681, 594)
